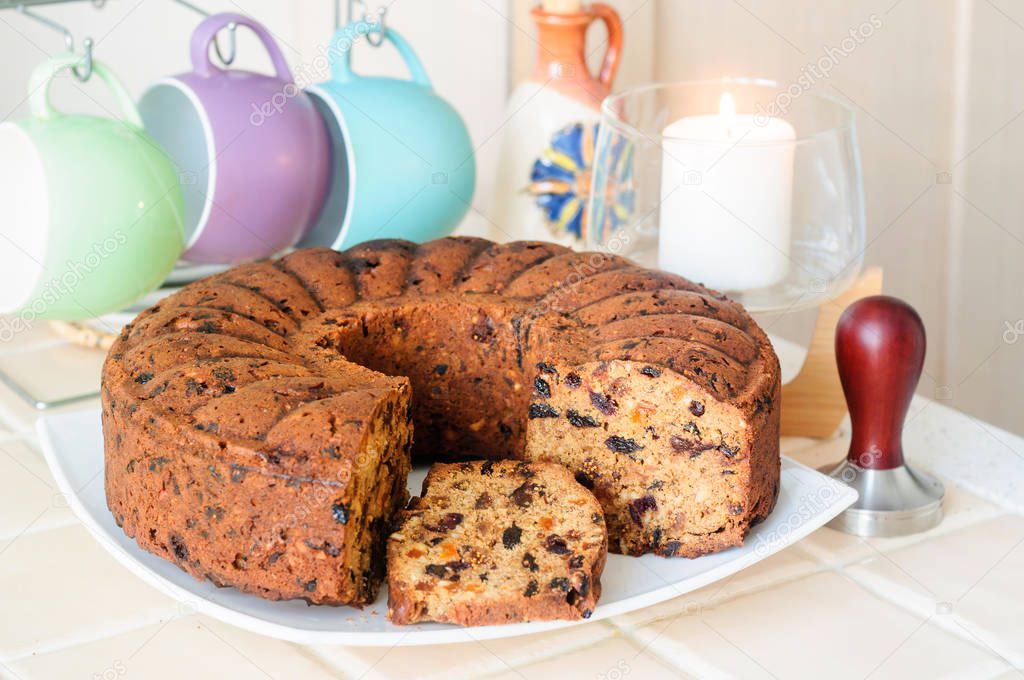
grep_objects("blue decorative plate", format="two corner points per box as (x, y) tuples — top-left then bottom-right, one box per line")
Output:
(527, 123), (634, 241)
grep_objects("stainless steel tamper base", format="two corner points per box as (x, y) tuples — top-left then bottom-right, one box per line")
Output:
(826, 461), (944, 537)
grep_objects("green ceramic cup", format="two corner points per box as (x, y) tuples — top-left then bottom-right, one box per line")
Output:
(0, 55), (184, 322)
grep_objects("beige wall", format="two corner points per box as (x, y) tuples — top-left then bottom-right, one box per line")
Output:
(946, 0), (1024, 439)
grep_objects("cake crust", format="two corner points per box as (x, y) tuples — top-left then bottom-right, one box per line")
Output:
(102, 237), (780, 606)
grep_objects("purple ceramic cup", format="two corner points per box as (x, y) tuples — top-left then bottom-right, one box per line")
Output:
(139, 13), (329, 264)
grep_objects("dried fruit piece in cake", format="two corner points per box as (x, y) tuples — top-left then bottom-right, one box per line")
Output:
(523, 355), (779, 558)
(387, 460), (607, 626)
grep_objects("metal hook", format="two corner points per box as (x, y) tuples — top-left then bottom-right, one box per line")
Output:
(343, 0), (387, 46)
(74, 36), (93, 80)
(212, 23), (237, 65)
(15, 4), (96, 81)
(367, 6), (386, 47)
(172, 0), (237, 66)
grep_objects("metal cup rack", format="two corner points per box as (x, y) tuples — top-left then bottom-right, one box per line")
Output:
(3, 0), (107, 81)
(1, 0), (239, 82)
(0, 0), (390, 409)
(1, 0), (390, 84)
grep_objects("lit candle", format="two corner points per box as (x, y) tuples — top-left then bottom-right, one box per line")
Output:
(658, 92), (795, 291)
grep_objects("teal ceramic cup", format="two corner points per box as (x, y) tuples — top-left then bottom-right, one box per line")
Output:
(300, 24), (475, 249)
(0, 55), (184, 322)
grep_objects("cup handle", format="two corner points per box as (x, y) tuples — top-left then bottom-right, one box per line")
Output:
(190, 12), (294, 82)
(589, 3), (622, 90)
(330, 24), (432, 88)
(29, 54), (143, 127)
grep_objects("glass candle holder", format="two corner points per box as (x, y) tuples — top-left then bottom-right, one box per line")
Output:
(587, 78), (865, 312)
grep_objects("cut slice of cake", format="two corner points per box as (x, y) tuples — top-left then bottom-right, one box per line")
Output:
(387, 460), (607, 626)
(523, 356), (779, 558)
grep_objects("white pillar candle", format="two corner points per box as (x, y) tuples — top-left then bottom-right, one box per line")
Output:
(658, 93), (796, 291)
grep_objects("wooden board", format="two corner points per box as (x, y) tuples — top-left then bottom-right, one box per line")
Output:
(780, 267), (884, 438)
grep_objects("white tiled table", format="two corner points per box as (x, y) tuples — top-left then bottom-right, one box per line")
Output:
(1, 324), (1022, 680)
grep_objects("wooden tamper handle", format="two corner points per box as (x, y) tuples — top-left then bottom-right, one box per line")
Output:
(829, 295), (943, 536)
(835, 295), (926, 471)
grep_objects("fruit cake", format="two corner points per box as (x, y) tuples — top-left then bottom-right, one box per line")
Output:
(387, 460), (607, 625)
(102, 237), (780, 606)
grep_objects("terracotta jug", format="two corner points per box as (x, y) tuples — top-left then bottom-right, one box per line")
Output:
(489, 3), (623, 247)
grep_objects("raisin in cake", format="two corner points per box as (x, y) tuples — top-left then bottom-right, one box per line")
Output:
(102, 237), (780, 605)
(387, 460), (606, 625)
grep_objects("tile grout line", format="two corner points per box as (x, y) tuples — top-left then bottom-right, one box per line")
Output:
(7, 511), (1014, 674)
(298, 512), (1022, 679)
(304, 645), (380, 679)
(0, 416), (38, 440)
(607, 623), (735, 680)
(792, 508), (1021, 671)
(598, 518), (974, 640)
(791, 506), (1011, 571)
(0, 610), (183, 664)
(606, 557), (831, 633)
(601, 561), (853, 678)
(833, 559), (1024, 669)
(601, 511), (1023, 680)
(0, 515), (79, 544)
(316, 620), (621, 680)
(287, 643), (348, 680)
(892, 470), (1018, 519)
(610, 557), (992, 680)
(476, 620), (621, 678)
(2, 531), (1018, 671)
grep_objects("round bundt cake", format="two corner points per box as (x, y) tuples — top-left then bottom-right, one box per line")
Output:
(102, 237), (781, 606)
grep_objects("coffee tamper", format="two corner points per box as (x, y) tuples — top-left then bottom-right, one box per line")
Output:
(827, 295), (944, 537)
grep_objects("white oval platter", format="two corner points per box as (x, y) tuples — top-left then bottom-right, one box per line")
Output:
(38, 407), (856, 646)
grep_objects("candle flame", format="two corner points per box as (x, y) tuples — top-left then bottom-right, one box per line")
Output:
(719, 92), (737, 118)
